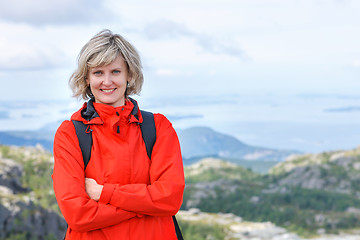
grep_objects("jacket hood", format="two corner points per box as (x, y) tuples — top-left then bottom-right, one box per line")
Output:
(81, 98), (99, 122)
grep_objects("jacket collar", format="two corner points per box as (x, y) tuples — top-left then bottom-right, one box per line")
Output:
(74, 97), (143, 124)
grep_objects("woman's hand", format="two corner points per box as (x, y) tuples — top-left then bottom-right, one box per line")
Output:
(85, 178), (103, 201)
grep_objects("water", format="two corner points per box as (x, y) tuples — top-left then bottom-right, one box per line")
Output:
(1, 93), (359, 154)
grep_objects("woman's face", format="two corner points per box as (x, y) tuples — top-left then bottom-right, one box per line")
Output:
(87, 56), (129, 107)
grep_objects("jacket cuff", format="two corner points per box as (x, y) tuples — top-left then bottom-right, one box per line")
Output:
(99, 183), (115, 204)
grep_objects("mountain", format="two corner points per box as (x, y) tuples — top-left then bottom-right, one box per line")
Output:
(178, 126), (297, 163)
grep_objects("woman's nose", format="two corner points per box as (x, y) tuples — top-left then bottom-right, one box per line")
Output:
(102, 73), (112, 85)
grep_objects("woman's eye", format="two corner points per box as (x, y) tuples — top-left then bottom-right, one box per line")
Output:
(113, 70), (120, 74)
(94, 71), (102, 75)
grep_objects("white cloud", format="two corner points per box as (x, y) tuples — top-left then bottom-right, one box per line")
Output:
(155, 69), (179, 76)
(144, 19), (192, 39)
(0, 0), (359, 101)
(0, 0), (115, 25)
(0, 24), (69, 70)
(0, 38), (65, 70)
(0, 22), (103, 70)
(351, 60), (360, 68)
(143, 19), (246, 60)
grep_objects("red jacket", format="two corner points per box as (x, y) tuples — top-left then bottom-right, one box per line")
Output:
(52, 98), (185, 239)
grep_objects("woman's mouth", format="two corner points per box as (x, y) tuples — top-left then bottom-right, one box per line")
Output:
(101, 88), (116, 93)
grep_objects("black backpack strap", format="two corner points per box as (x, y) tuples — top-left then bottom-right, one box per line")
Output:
(139, 110), (156, 159)
(173, 216), (184, 240)
(140, 111), (183, 240)
(72, 120), (92, 170)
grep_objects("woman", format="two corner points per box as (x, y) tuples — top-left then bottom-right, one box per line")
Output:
(52, 29), (185, 239)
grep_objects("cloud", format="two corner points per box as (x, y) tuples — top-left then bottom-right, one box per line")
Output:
(144, 19), (192, 39)
(144, 19), (245, 59)
(196, 35), (245, 59)
(0, 0), (115, 25)
(155, 69), (180, 76)
(0, 34), (67, 70)
(352, 60), (360, 67)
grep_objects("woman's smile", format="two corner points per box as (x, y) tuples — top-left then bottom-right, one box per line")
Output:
(101, 88), (117, 93)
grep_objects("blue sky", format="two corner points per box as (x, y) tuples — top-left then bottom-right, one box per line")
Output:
(0, 0), (359, 153)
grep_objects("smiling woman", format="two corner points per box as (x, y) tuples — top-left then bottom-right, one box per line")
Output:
(52, 29), (185, 240)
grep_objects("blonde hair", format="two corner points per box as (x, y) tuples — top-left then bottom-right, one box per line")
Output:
(69, 29), (143, 100)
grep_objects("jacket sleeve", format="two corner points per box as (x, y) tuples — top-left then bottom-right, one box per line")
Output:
(52, 121), (137, 232)
(100, 114), (185, 216)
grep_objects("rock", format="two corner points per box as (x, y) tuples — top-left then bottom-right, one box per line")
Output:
(0, 146), (67, 239)
(0, 158), (29, 194)
(188, 208), (201, 214)
(250, 196), (260, 204)
(184, 179), (238, 208)
(0, 199), (67, 239)
(277, 165), (326, 189)
(345, 207), (360, 215)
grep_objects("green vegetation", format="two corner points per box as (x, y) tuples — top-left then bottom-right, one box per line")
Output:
(3, 144), (360, 238)
(185, 184), (360, 235)
(3, 233), (57, 240)
(183, 151), (360, 236)
(0, 145), (59, 213)
(178, 219), (227, 240)
(184, 158), (261, 184)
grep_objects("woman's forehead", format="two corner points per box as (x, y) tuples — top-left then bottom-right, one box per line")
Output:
(89, 55), (127, 69)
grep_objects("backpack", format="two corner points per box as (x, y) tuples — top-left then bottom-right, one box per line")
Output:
(72, 110), (183, 240)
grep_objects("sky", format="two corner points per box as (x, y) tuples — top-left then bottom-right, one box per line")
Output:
(0, 0), (359, 153)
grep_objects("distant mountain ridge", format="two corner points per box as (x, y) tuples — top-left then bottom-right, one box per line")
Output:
(0, 126), (297, 163)
(178, 126), (297, 163)
(0, 131), (53, 150)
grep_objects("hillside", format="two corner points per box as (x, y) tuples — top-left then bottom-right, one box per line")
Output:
(182, 150), (360, 237)
(268, 147), (360, 195)
(177, 208), (300, 240)
(0, 145), (66, 239)
(2, 144), (360, 239)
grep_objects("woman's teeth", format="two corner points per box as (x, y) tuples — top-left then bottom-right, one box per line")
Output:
(102, 89), (115, 93)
